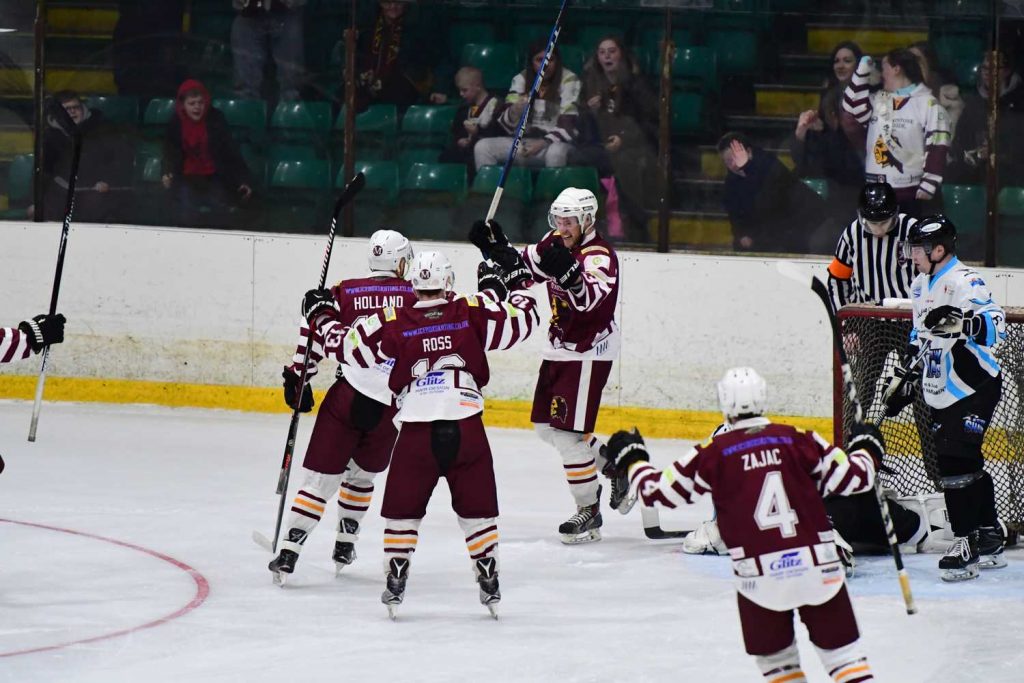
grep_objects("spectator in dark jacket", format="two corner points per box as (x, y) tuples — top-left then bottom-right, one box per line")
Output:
(36, 90), (133, 223)
(162, 79), (252, 227)
(719, 132), (828, 254)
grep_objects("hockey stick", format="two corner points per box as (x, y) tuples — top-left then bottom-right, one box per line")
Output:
(28, 103), (83, 442)
(267, 172), (366, 554)
(776, 261), (917, 615)
(641, 506), (691, 540)
(481, 0), (570, 247)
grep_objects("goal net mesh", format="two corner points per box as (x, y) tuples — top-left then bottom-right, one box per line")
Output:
(837, 304), (1024, 533)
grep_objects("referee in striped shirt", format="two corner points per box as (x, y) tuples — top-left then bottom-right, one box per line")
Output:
(827, 181), (918, 312)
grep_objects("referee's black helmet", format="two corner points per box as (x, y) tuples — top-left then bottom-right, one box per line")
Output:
(858, 182), (898, 222)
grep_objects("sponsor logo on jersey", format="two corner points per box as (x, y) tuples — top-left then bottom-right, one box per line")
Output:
(944, 284), (954, 295)
(769, 551), (803, 572)
(721, 435), (793, 457)
(963, 414), (987, 435)
(550, 396), (569, 423)
(970, 277), (985, 287)
(912, 285), (921, 298)
(402, 320), (470, 337)
(423, 309), (443, 320)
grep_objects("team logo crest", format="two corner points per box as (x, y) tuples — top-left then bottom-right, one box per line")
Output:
(873, 136), (904, 173)
(963, 414), (988, 435)
(372, 245), (383, 256)
(419, 268), (432, 281)
(550, 396), (569, 423)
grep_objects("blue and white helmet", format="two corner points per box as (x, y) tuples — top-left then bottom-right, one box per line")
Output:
(717, 367), (767, 421)
(410, 251), (454, 293)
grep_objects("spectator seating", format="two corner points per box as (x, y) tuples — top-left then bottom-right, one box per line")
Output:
(465, 165), (533, 242)
(85, 95), (139, 125)
(267, 158), (331, 232)
(801, 177), (827, 199)
(270, 101), (331, 149)
(399, 104), (459, 151)
(345, 160), (400, 235)
(142, 98), (176, 138)
(671, 91), (706, 136)
(334, 104), (399, 160)
(1, 153), (33, 218)
(396, 162), (468, 240)
(461, 43), (520, 91)
(213, 98), (267, 145)
(672, 46), (718, 93)
(943, 183), (986, 259)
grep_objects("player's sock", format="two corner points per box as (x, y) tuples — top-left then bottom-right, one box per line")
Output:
(334, 464), (376, 570)
(818, 640), (873, 682)
(268, 469), (343, 583)
(756, 642), (805, 683)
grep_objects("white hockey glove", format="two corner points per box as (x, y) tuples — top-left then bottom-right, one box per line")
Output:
(682, 519), (727, 555)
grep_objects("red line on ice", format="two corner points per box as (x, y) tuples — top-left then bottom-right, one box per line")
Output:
(0, 517), (211, 658)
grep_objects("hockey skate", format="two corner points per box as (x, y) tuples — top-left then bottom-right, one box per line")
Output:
(333, 518), (359, 575)
(268, 550), (298, 586)
(977, 524), (1008, 570)
(474, 557), (500, 619)
(382, 557), (410, 620)
(602, 447), (637, 515)
(559, 486), (603, 544)
(939, 533), (980, 582)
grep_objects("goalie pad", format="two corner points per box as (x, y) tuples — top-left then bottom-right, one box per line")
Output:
(682, 518), (728, 555)
(891, 492), (952, 553)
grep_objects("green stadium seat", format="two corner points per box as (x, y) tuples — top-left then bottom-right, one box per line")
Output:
(559, 45), (586, 75)
(511, 24), (553, 55)
(672, 46), (718, 92)
(462, 43), (520, 91)
(399, 105), (458, 149)
(401, 162), (468, 200)
(269, 144), (319, 165)
(191, 9), (235, 40)
(934, 33), (986, 85)
(534, 166), (601, 201)
(142, 98), (175, 137)
(396, 162), (469, 240)
(801, 177), (828, 199)
(944, 184), (987, 226)
(239, 144), (266, 188)
(344, 160), (400, 205)
(212, 98), (267, 144)
(85, 95), (139, 125)
(998, 186), (1024, 216)
(671, 91), (706, 135)
(8, 153), (33, 203)
(707, 28), (759, 76)
(465, 165), (532, 241)
(449, 22), (497, 62)
(270, 101), (332, 144)
(266, 159), (331, 232)
(471, 165), (533, 204)
(335, 104), (398, 158)
(576, 25), (625, 51)
(270, 159), (330, 190)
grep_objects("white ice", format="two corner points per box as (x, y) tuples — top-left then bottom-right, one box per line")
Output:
(1, 401), (1022, 683)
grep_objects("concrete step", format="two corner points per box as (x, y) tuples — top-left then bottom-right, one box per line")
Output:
(645, 211), (732, 249)
(754, 84), (821, 117)
(47, 4), (119, 38)
(806, 23), (928, 56)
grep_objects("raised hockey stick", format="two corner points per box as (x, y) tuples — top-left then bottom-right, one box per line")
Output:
(28, 102), (82, 442)
(266, 172), (366, 554)
(481, 0), (570, 245)
(776, 261), (917, 615)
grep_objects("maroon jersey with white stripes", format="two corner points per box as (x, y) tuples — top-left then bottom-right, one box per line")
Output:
(0, 326), (32, 363)
(629, 417), (876, 559)
(522, 230), (618, 356)
(319, 290), (539, 421)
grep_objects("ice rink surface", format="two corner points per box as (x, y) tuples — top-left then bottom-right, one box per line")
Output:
(1, 401), (1022, 683)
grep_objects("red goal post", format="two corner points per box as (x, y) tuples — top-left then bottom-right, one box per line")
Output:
(835, 303), (1024, 533)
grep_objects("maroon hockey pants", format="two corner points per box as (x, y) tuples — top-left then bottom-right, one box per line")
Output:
(737, 585), (860, 655)
(530, 359), (613, 433)
(302, 378), (397, 475)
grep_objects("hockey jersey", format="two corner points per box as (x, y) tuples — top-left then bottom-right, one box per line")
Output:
(843, 60), (950, 195)
(319, 289), (539, 422)
(498, 69), (580, 144)
(522, 230), (620, 362)
(0, 326), (32, 363)
(909, 257), (1006, 409)
(286, 275), (416, 405)
(627, 417), (876, 611)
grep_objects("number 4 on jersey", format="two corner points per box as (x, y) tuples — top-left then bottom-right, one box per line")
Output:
(754, 471), (799, 538)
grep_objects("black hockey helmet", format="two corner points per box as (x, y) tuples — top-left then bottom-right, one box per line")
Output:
(904, 214), (957, 259)
(858, 182), (898, 222)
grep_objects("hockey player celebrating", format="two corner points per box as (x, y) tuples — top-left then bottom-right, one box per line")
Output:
(268, 229), (416, 584)
(605, 367), (880, 683)
(305, 250), (538, 617)
(469, 187), (624, 545)
(886, 215), (1008, 581)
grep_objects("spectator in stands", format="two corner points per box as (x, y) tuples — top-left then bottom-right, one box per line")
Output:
(35, 91), (132, 224)
(231, 0), (306, 101)
(842, 48), (951, 217)
(572, 35), (658, 242)
(909, 41), (964, 133)
(790, 41), (865, 227)
(439, 67), (498, 177)
(947, 50), (1024, 185)
(474, 39), (581, 172)
(354, 0), (449, 112)
(162, 79), (253, 227)
(718, 132), (828, 254)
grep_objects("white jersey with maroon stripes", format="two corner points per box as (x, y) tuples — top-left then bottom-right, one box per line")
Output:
(626, 417), (877, 611)
(0, 326), (32, 364)
(319, 289), (539, 422)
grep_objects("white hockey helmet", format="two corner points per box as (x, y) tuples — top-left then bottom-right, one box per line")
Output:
(717, 367), (768, 421)
(410, 250), (455, 293)
(368, 229), (413, 276)
(548, 187), (598, 232)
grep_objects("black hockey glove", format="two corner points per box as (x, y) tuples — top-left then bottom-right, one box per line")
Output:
(846, 422), (886, 469)
(537, 241), (582, 290)
(477, 261), (508, 301)
(490, 245), (531, 291)
(606, 428), (650, 477)
(18, 313), (66, 352)
(923, 305), (965, 339)
(469, 219), (509, 259)
(302, 288), (338, 327)
(282, 368), (314, 413)
(882, 361), (920, 417)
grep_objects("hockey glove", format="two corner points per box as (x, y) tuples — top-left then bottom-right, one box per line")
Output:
(490, 245), (531, 291)
(18, 313), (66, 352)
(882, 362), (920, 417)
(468, 219), (509, 259)
(302, 289), (338, 328)
(846, 422), (886, 469)
(923, 305), (965, 339)
(282, 368), (314, 412)
(537, 241), (582, 290)
(961, 310), (988, 343)
(606, 428), (651, 477)
(477, 261), (508, 301)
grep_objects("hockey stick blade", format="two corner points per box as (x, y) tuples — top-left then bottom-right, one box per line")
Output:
(333, 171), (366, 216)
(641, 506), (690, 539)
(252, 530), (274, 553)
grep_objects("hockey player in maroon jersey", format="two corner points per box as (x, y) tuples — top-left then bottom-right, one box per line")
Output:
(469, 187), (624, 545)
(304, 249), (539, 617)
(606, 368), (881, 683)
(268, 229), (416, 584)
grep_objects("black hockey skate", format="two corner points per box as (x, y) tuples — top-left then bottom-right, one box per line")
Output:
(382, 557), (410, 620)
(268, 550), (299, 586)
(474, 557), (500, 619)
(559, 485), (603, 544)
(977, 524), (1008, 570)
(333, 518), (359, 574)
(604, 457), (637, 516)
(939, 533), (980, 582)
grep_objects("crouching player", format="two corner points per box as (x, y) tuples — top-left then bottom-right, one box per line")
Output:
(606, 367), (880, 683)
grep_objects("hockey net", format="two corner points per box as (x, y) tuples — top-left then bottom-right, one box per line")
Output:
(836, 304), (1024, 533)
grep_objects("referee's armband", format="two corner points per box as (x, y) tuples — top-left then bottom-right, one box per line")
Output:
(828, 258), (853, 280)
